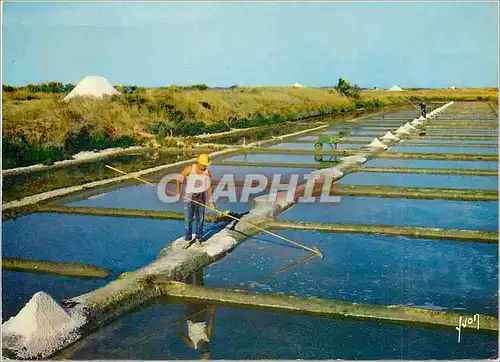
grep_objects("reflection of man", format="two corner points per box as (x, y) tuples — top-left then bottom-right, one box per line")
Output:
(177, 270), (216, 359)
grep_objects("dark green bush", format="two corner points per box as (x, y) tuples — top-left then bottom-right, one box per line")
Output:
(3, 85), (16, 92)
(64, 129), (115, 154)
(3, 138), (66, 168)
(148, 122), (171, 139)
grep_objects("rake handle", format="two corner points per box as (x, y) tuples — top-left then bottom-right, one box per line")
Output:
(105, 164), (323, 257)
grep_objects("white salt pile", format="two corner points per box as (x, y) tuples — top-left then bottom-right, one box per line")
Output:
(366, 138), (388, 150)
(404, 122), (417, 131)
(381, 131), (399, 141)
(2, 291), (85, 359)
(64, 76), (119, 101)
(395, 126), (410, 135)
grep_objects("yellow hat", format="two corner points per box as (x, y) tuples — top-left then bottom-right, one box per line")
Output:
(197, 153), (211, 166)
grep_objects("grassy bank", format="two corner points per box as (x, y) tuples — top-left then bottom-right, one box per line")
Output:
(2, 86), (497, 168)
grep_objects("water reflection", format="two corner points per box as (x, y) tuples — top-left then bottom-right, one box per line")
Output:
(2, 150), (188, 203)
(178, 270), (216, 359)
(313, 154), (340, 169)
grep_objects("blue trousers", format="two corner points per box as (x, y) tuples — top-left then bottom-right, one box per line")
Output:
(185, 202), (205, 241)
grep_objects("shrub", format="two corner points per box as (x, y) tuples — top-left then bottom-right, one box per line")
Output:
(148, 121), (172, 139)
(3, 85), (16, 92)
(188, 84), (209, 91)
(335, 78), (351, 96)
(3, 138), (66, 168)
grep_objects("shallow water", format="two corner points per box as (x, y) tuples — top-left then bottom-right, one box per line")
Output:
(403, 138), (497, 144)
(223, 153), (346, 167)
(365, 158), (498, 170)
(223, 153), (322, 164)
(427, 131), (498, 136)
(1, 151), (187, 203)
(339, 172), (498, 190)
(268, 142), (360, 150)
(2, 102), (498, 360)
(389, 145), (496, 154)
(66, 164), (316, 211)
(277, 196), (498, 231)
(2, 213), (185, 319)
(67, 182), (254, 214)
(61, 299), (497, 360)
(204, 231), (498, 315)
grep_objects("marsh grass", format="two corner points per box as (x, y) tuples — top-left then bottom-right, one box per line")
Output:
(2, 86), (497, 168)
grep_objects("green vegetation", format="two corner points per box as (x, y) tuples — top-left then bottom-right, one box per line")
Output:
(3, 83), (497, 168)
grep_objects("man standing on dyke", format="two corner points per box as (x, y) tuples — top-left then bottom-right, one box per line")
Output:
(175, 154), (216, 249)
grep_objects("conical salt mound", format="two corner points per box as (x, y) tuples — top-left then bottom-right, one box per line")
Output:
(404, 122), (417, 131)
(2, 291), (80, 359)
(64, 76), (119, 101)
(367, 138), (388, 150)
(381, 131), (399, 141)
(418, 116), (426, 121)
(388, 85), (403, 91)
(396, 126), (410, 135)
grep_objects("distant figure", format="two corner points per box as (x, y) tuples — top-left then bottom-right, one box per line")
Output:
(419, 102), (427, 118)
(177, 270), (216, 360)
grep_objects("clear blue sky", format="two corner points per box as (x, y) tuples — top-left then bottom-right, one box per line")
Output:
(2, 1), (498, 88)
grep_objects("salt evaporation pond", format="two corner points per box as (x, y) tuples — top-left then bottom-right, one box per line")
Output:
(59, 300), (497, 360)
(268, 142), (360, 150)
(67, 182), (254, 214)
(203, 231), (498, 315)
(65, 164), (316, 211)
(388, 145), (497, 154)
(402, 138), (497, 144)
(224, 153), (499, 170)
(338, 172), (497, 190)
(2, 213), (185, 320)
(365, 158), (498, 170)
(64, 300), (497, 360)
(223, 153), (323, 164)
(277, 196), (498, 231)
(2, 102), (497, 360)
